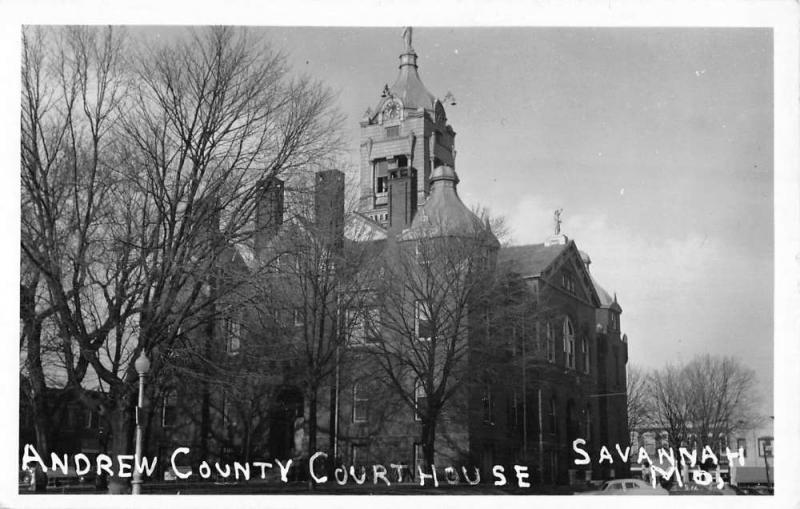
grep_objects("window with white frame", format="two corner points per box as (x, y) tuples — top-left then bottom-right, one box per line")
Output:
(224, 316), (241, 355)
(415, 300), (432, 341)
(352, 383), (368, 423)
(563, 317), (575, 369)
(414, 379), (427, 421)
(293, 308), (303, 327)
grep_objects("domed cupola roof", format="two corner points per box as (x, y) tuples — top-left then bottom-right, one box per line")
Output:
(389, 50), (436, 112)
(399, 166), (499, 246)
(379, 27), (436, 114)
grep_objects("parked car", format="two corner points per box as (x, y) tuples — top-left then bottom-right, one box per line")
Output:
(578, 478), (669, 495)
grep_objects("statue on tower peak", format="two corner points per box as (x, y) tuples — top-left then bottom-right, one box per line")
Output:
(554, 208), (563, 235)
(402, 26), (413, 52)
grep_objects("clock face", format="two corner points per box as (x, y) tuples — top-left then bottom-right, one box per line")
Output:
(383, 101), (399, 120)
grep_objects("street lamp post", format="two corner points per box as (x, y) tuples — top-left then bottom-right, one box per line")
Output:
(132, 350), (151, 495)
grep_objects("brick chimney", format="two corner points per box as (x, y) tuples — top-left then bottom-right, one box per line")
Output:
(255, 176), (284, 260)
(314, 169), (345, 251)
(388, 167), (417, 235)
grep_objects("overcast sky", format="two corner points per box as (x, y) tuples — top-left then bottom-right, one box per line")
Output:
(239, 27), (773, 412)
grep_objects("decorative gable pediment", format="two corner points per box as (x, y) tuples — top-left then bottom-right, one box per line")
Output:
(544, 241), (600, 307)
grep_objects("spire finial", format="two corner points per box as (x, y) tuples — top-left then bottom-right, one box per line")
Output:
(402, 26), (413, 52)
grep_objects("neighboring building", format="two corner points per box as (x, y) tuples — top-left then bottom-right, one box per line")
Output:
(729, 421), (774, 488)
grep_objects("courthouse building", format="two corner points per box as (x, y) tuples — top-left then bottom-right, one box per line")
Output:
(21, 29), (630, 486)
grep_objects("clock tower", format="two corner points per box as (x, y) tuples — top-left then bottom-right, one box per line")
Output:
(358, 27), (457, 229)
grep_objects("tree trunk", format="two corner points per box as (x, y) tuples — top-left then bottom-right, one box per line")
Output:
(308, 385), (317, 455)
(328, 371), (338, 461)
(422, 416), (437, 469)
(106, 402), (133, 494)
(22, 279), (50, 457)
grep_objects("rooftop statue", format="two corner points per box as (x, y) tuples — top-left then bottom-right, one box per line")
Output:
(402, 26), (413, 52)
(554, 208), (563, 235)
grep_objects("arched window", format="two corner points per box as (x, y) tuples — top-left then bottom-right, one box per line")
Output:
(563, 317), (575, 369)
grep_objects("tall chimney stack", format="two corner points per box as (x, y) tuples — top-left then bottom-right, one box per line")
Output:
(314, 169), (345, 252)
(255, 176), (284, 260)
(388, 167), (417, 235)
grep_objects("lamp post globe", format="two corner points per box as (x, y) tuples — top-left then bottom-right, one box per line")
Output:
(135, 350), (150, 376)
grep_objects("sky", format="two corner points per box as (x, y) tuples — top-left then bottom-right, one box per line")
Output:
(242, 26), (774, 413)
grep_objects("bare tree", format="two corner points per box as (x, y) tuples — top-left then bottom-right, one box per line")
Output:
(20, 25), (343, 491)
(626, 365), (652, 438)
(683, 355), (760, 451)
(368, 222), (499, 469)
(21, 25), (133, 460)
(645, 354), (759, 458)
(647, 363), (691, 451)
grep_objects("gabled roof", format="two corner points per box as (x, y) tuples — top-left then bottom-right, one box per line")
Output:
(500, 240), (602, 307)
(498, 243), (568, 278)
(591, 275), (621, 311)
(345, 212), (387, 242)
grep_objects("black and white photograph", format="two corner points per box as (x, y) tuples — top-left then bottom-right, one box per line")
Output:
(4, 1), (800, 508)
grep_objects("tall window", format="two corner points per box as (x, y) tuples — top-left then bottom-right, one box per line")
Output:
(351, 444), (365, 465)
(415, 300), (432, 341)
(546, 322), (555, 363)
(737, 438), (747, 458)
(581, 336), (589, 374)
(585, 405), (592, 442)
(561, 272), (575, 293)
(563, 318), (575, 369)
(374, 159), (388, 194)
(346, 308), (364, 345)
(549, 397), (558, 434)
(414, 379), (427, 421)
(509, 391), (522, 431)
(365, 307), (381, 343)
(352, 383), (368, 423)
(84, 408), (99, 429)
(224, 316), (241, 355)
(482, 384), (495, 425)
(162, 390), (178, 428)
